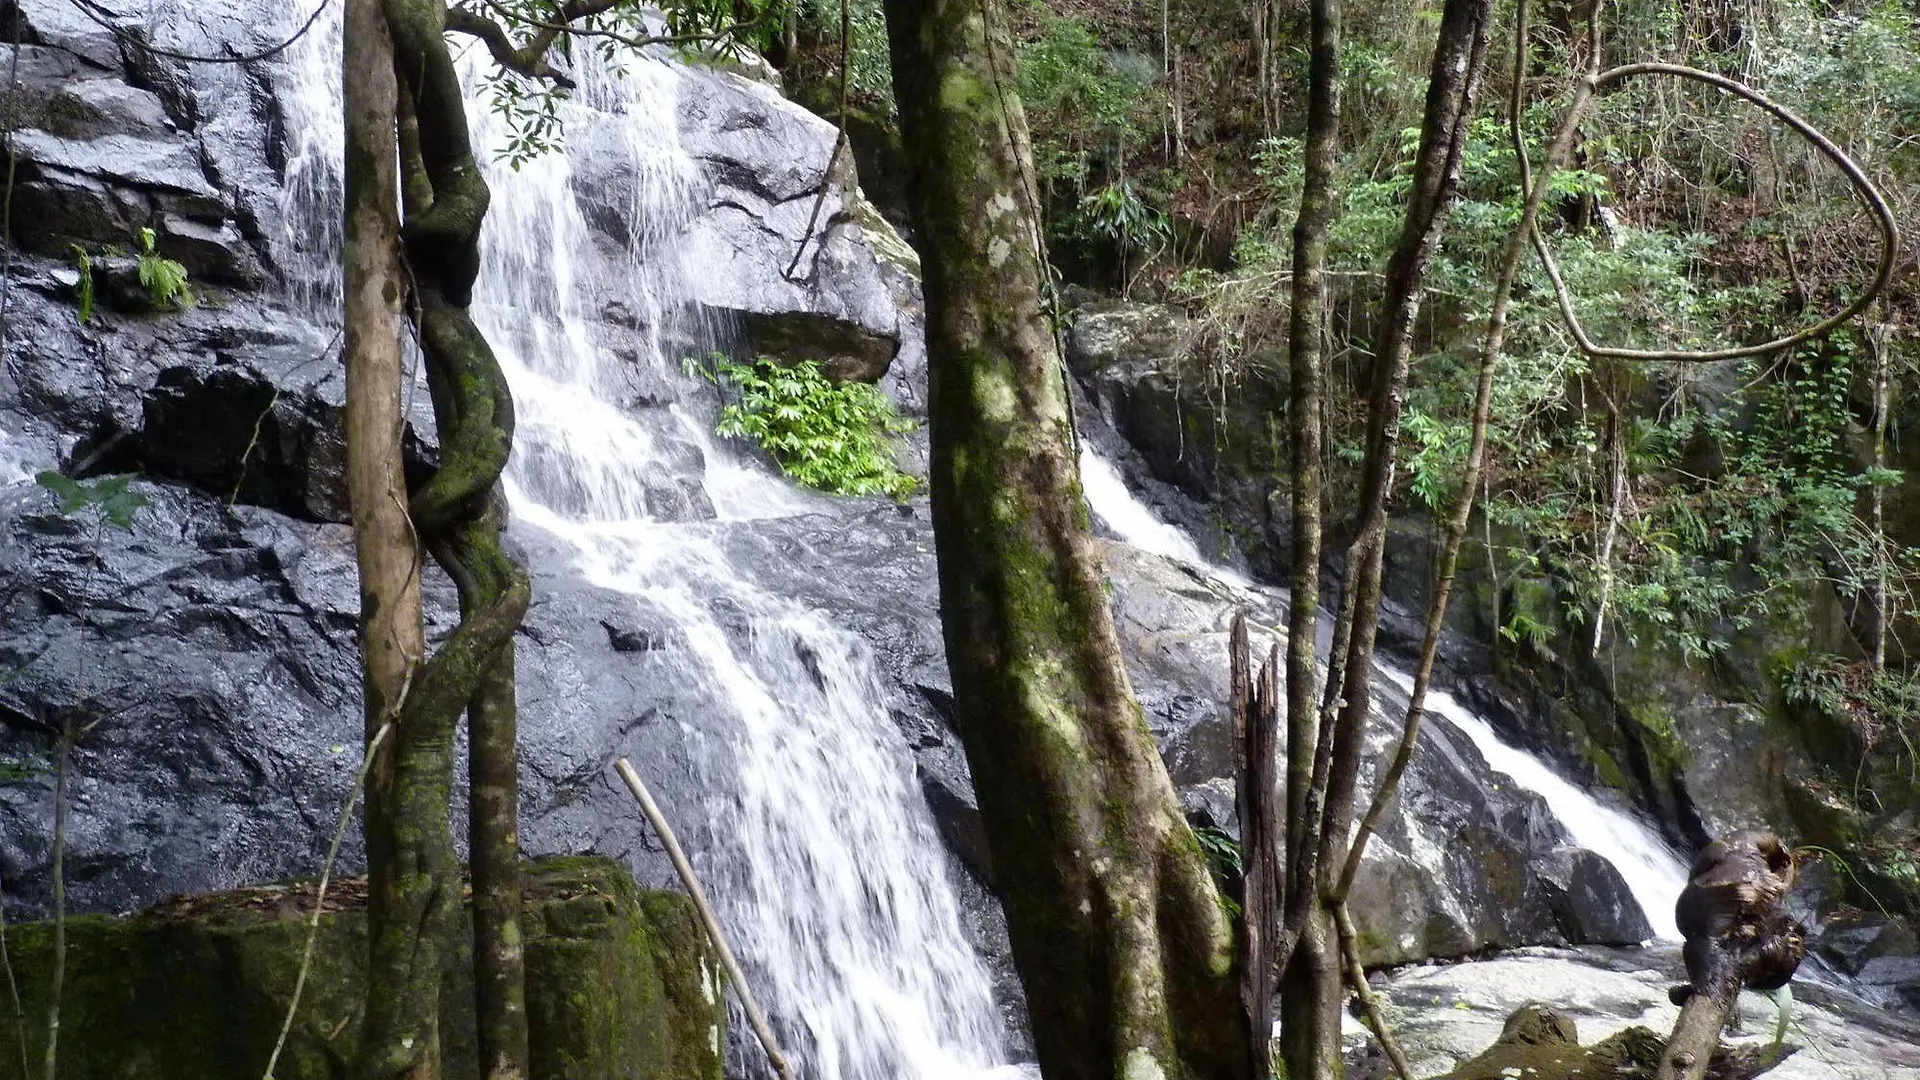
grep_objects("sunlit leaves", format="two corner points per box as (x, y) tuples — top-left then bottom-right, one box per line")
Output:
(706, 355), (920, 499)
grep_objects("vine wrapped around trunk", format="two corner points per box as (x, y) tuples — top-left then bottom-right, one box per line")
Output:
(358, 3), (532, 1078)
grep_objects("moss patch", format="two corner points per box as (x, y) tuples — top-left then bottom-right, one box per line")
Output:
(2, 857), (723, 1080)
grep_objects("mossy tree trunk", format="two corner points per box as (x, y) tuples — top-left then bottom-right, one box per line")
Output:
(348, 2), (533, 1078)
(1277, 0), (1342, 1070)
(882, 4), (1248, 1079)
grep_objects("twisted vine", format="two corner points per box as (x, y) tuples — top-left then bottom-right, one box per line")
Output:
(361, 2), (531, 1078)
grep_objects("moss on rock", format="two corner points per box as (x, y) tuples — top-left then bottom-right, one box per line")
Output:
(2, 856), (723, 1080)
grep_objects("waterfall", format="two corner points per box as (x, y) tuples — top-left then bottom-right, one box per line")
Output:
(1077, 446), (1689, 940)
(280, 19), (1012, 1080)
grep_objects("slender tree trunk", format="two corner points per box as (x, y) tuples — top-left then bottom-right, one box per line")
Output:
(1867, 317), (1891, 670)
(343, 0), (420, 759)
(344, 0), (434, 1076)
(883, 3), (1247, 1077)
(1276, 0), (1341, 1070)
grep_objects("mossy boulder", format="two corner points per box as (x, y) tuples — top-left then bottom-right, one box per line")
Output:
(0, 856), (724, 1080)
(1435, 1004), (1791, 1080)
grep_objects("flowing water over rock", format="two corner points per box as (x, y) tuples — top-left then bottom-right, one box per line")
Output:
(1079, 444), (1688, 938)
(458, 43), (1012, 1080)
(456, 41), (1011, 1080)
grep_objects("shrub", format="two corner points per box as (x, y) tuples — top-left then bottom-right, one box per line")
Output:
(710, 356), (919, 498)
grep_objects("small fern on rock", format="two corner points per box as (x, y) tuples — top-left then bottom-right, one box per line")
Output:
(136, 227), (193, 311)
(709, 355), (918, 499)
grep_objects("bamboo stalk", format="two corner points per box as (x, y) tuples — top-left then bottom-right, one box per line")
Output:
(614, 759), (795, 1080)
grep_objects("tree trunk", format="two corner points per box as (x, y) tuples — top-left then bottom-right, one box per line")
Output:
(1276, 0), (1341, 1071)
(343, 0), (420, 756)
(883, 3), (1247, 1078)
(343, 0), (441, 1076)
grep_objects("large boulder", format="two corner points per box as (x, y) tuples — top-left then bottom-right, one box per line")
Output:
(646, 64), (922, 387)
(1, 857), (725, 1080)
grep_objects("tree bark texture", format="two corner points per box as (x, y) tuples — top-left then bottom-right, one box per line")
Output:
(1319, 0), (1495, 885)
(1273, 0), (1342, 1070)
(884, 3), (1247, 1078)
(343, 2), (433, 1074)
(357, 2), (532, 1078)
(1230, 618), (1281, 1075)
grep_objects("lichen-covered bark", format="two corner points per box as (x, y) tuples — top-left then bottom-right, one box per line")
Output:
(357, 2), (531, 1078)
(882, 3), (1245, 1078)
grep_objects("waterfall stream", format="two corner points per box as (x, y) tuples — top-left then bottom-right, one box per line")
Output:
(464, 49), (1011, 1080)
(283, 22), (1012, 1080)
(1077, 446), (1690, 940)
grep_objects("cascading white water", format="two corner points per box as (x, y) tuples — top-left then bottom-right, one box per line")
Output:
(0, 428), (29, 486)
(1374, 669), (1685, 940)
(1078, 445), (1690, 940)
(278, 0), (345, 318)
(467, 50), (1010, 1078)
(278, 19), (1012, 1079)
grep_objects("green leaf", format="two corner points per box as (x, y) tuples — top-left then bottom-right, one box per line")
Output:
(36, 470), (87, 512)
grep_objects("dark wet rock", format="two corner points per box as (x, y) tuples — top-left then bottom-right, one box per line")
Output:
(1538, 846), (1657, 946)
(1815, 910), (1920, 976)
(1065, 299), (1192, 376)
(920, 767), (993, 887)
(664, 64), (920, 386)
(1859, 956), (1920, 1009)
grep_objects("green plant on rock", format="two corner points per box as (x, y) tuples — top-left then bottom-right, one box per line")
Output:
(135, 228), (193, 311)
(1077, 179), (1170, 262)
(709, 355), (919, 498)
(34, 472), (149, 532)
(69, 246), (94, 325)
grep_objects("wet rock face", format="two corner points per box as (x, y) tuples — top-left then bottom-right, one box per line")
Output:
(0, 0), (296, 286)
(637, 64), (921, 387)
(1538, 846), (1658, 946)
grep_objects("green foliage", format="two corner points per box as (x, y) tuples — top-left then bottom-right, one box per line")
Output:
(69, 229), (192, 319)
(485, 65), (570, 170)
(35, 471), (149, 531)
(70, 245), (94, 325)
(135, 227), (193, 311)
(0, 757), (46, 782)
(1785, 654), (1920, 774)
(707, 356), (918, 498)
(1076, 179), (1170, 259)
(478, 0), (794, 167)
(1016, 6), (1159, 190)
(801, 0), (891, 104)
(1193, 824), (1243, 880)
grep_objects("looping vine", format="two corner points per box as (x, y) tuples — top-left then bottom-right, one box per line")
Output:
(360, 1), (530, 1077)
(1520, 31), (1903, 363)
